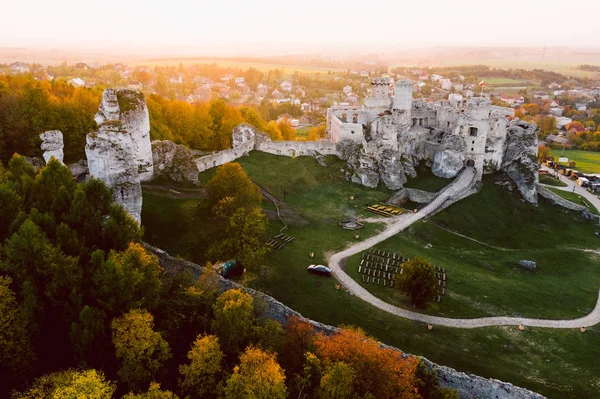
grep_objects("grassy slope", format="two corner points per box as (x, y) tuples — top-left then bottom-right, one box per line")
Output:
(346, 175), (600, 319)
(539, 174), (568, 187)
(550, 149), (600, 174)
(141, 152), (600, 397)
(547, 187), (599, 215)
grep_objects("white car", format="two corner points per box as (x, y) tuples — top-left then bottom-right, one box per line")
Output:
(307, 264), (332, 276)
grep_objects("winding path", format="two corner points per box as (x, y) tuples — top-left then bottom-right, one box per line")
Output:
(327, 167), (600, 329)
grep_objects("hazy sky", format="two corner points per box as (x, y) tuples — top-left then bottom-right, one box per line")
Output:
(2, 0), (598, 55)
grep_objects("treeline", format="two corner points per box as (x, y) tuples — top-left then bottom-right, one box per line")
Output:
(0, 74), (103, 163)
(0, 75), (326, 165)
(578, 64), (600, 72)
(413, 65), (570, 85)
(0, 158), (456, 398)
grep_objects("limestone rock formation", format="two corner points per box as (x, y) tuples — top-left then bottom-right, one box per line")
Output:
(86, 89), (154, 223)
(378, 148), (406, 190)
(152, 140), (199, 185)
(40, 130), (64, 164)
(501, 120), (538, 204)
(94, 89), (154, 182)
(431, 135), (467, 178)
(336, 139), (407, 190)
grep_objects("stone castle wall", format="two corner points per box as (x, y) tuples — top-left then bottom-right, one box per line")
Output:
(148, 244), (546, 399)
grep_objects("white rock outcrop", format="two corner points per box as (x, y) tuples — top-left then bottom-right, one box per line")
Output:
(431, 135), (467, 178)
(40, 130), (64, 164)
(152, 140), (199, 185)
(500, 120), (539, 204)
(86, 89), (154, 223)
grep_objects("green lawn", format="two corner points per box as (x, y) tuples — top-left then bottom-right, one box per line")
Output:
(539, 174), (567, 187)
(547, 187), (599, 215)
(141, 152), (600, 397)
(550, 149), (600, 174)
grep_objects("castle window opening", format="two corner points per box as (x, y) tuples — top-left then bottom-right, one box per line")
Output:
(412, 118), (417, 127)
(353, 113), (358, 123)
(472, 140), (475, 144)
(466, 159), (475, 167)
(351, 130), (355, 134)
(469, 127), (478, 136)
(419, 118), (423, 126)
(447, 122), (450, 127)
(471, 148), (474, 152)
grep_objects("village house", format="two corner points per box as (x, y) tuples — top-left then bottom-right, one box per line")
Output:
(194, 86), (211, 101)
(280, 81), (293, 92)
(68, 77), (85, 88)
(276, 113), (292, 124)
(234, 77), (245, 85)
(343, 85), (353, 95)
(169, 75), (184, 85)
(271, 89), (284, 99)
(193, 76), (212, 85)
(533, 92), (549, 101)
(440, 79), (452, 91)
(220, 74), (234, 82)
(257, 84), (269, 97)
(301, 102), (312, 112)
(10, 62), (30, 74)
(128, 81), (143, 91)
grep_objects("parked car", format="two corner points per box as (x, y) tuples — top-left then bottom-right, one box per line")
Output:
(307, 264), (332, 276)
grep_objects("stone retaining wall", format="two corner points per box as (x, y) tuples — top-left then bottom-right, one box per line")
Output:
(537, 184), (587, 212)
(147, 244), (546, 399)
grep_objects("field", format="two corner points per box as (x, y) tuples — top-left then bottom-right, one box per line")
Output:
(295, 126), (313, 139)
(547, 187), (599, 215)
(550, 149), (600, 174)
(142, 152), (600, 397)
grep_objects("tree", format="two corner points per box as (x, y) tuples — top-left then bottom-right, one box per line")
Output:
(124, 382), (180, 399)
(179, 334), (224, 398)
(0, 276), (35, 381)
(281, 316), (316, 375)
(566, 121), (585, 133)
(213, 206), (269, 270)
(111, 309), (172, 391)
(394, 257), (437, 309)
(414, 361), (459, 399)
(318, 361), (355, 399)
(92, 243), (163, 314)
(205, 162), (261, 211)
(224, 346), (287, 399)
(315, 327), (419, 399)
(277, 120), (296, 141)
(13, 369), (116, 399)
(211, 289), (254, 357)
(538, 144), (551, 163)
(253, 319), (284, 354)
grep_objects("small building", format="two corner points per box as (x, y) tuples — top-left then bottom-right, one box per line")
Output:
(280, 81), (293, 92)
(68, 77), (85, 87)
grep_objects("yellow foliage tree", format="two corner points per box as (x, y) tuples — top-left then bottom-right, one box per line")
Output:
(179, 335), (224, 397)
(224, 346), (287, 399)
(111, 309), (172, 391)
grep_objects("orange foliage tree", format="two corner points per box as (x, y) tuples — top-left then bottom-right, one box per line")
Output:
(314, 327), (420, 399)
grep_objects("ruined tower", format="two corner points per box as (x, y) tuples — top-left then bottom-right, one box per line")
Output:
(392, 79), (413, 133)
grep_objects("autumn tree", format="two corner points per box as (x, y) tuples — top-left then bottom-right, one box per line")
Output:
(124, 382), (180, 399)
(13, 369), (116, 399)
(394, 257), (437, 309)
(92, 243), (163, 314)
(315, 327), (419, 399)
(538, 144), (551, 163)
(205, 162), (261, 212)
(253, 319), (285, 354)
(281, 316), (317, 375)
(211, 289), (254, 357)
(277, 120), (297, 141)
(179, 334), (224, 398)
(111, 309), (172, 391)
(318, 361), (355, 399)
(224, 346), (287, 399)
(566, 121), (585, 133)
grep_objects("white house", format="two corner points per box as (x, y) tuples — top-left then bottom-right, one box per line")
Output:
(68, 78), (85, 87)
(10, 62), (30, 74)
(280, 81), (293, 92)
(343, 85), (353, 95)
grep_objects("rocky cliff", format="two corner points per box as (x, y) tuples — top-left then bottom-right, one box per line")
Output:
(152, 140), (199, 185)
(86, 89), (154, 223)
(500, 120), (538, 204)
(40, 130), (64, 164)
(431, 135), (467, 178)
